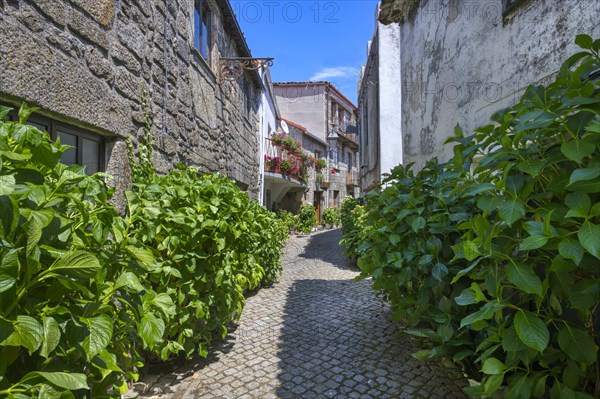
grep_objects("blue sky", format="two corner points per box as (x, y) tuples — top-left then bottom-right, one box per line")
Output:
(231, 1), (379, 104)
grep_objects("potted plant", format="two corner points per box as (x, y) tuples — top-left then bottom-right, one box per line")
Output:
(280, 160), (293, 176)
(264, 155), (281, 173)
(296, 204), (317, 235)
(322, 208), (336, 229)
(315, 158), (326, 170)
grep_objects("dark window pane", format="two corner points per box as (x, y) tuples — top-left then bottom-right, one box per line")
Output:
(27, 121), (48, 132)
(58, 131), (77, 166)
(82, 138), (100, 174)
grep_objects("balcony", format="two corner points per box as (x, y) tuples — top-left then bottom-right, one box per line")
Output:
(263, 137), (307, 187)
(346, 170), (359, 187)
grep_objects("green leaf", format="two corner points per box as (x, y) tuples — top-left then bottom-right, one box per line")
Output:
(125, 245), (155, 269)
(39, 316), (60, 358)
(463, 183), (496, 196)
(138, 312), (165, 349)
(0, 175), (15, 195)
(0, 105), (11, 120)
(502, 326), (526, 352)
(460, 303), (496, 328)
(557, 325), (598, 364)
(505, 373), (531, 399)
(409, 216), (426, 232)
(514, 311), (549, 352)
(389, 234), (401, 246)
(498, 198), (525, 226)
(482, 357), (505, 375)
(152, 293), (176, 317)
(578, 221), (600, 260)
(507, 263), (542, 296)
(114, 271), (145, 292)
(46, 250), (101, 279)
(558, 239), (585, 266)
(0, 274), (16, 294)
(575, 34), (593, 49)
(569, 164), (600, 186)
(451, 241), (480, 261)
(25, 210), (54, 255)
(560, 140), (595, 163)
(519, 235), (548, 251)
(455, 289), (477, 306)
(564, 192), (591, 218)
(431, 263), (448, 281)
(28, 372), (89, 390)
(1, 316), (43, 354)
(483, 374), (504, 395)
(81, 315), (113, 361)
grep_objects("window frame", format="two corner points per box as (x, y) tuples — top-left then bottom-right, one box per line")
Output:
(194, 0), (212, 63)
(3, 105), (106, 173)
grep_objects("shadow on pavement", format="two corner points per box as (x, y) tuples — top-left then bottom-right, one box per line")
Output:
(275, 278), (468, 399)
(298, 228), (357, 271)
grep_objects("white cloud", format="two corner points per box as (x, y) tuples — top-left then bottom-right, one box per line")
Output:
(309, 66), (357, 81)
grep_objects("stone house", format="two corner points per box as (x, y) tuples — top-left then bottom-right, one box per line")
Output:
(264, 118), (328, 219)
(273, 81), (360, 212)
(0, 0), (264, 209)
(358, 0), (600, 191)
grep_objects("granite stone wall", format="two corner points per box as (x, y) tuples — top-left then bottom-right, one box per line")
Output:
(0, 0), (261, 210)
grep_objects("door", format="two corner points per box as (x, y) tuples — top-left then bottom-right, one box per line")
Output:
(314, 191), (322, 223)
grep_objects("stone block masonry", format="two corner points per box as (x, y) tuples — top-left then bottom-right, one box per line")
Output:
(0, 0), (262, 211)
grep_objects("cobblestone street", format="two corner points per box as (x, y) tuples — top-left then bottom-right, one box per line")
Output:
(132, 229), (467, 399)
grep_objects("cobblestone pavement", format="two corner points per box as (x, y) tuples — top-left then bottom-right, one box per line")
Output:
(132, 229), (468, 399)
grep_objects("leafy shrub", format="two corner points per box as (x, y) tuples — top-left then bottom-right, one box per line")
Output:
(296, 204), (317, 234)
(0, 103), (285, 397)
(275, 210), (295, 240)
(322, 208), (341, 226)
(354, 35), (600, 398)
(125, 124), (285, 361)
(340, 204), (366, 260)
(0, 104), (160, 396)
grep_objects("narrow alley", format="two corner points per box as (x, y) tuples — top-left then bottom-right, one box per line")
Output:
(131, 230), (468, 399)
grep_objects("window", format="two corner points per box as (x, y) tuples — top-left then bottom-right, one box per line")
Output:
(331, 148), (339, 168)
(348, 152), (352, 169)
(4, 106), (104, 174)
(333, 191), (339, 208)
(194, 0), (211, 61)
(314, 150), (321, 159)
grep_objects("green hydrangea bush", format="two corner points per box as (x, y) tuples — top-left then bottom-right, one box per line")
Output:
(349, 35), (600, 398)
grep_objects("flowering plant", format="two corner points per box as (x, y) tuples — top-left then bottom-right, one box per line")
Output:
(331, 168), (337, 174)
(280, 160), (294, 174)
(264, 155), (282, 167)
(269, 133), (301, 154)
(315, 159), (326, 170)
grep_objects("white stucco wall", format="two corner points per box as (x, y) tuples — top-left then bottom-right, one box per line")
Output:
(273, 84), (327, 141)
(259, 69), (278, 205)
(378, 22), (403, 176)
(400, 0), (600, 169)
